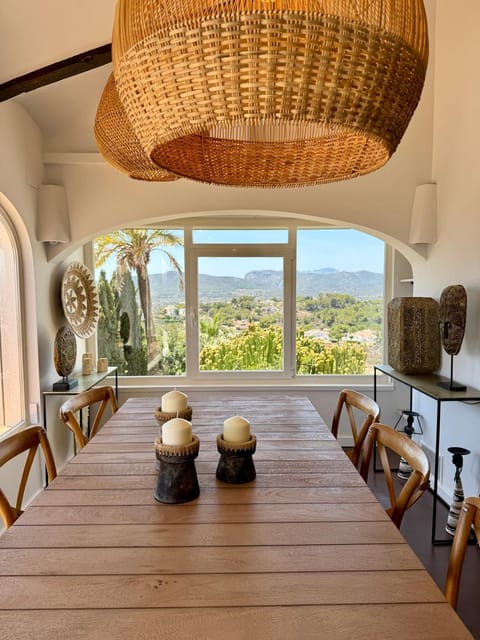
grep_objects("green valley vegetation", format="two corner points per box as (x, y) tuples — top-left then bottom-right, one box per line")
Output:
(97, 271), (382, 375)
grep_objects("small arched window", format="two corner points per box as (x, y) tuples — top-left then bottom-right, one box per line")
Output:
(0, 207), (24, 434)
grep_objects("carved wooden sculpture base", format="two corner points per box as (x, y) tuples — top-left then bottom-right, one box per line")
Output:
(216, 434), (257, 484)
(154, 435), (200, 504)
(154, 406), (193, 424)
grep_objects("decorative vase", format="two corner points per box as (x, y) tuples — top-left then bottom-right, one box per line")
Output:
(387, 297), (440, 374)
(445, 447), (470, 536)
(395, 410), (423, 481)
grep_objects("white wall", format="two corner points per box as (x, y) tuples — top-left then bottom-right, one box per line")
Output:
(409, 1), (480, 502)
(35, 1), (436, 476)
(11, 0), (480, 520)
(0, 101), (52, 520)
(43, 1), (437, 263)
(0, 101), (81, 522)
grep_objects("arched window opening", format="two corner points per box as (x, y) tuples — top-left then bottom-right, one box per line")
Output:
(0, 207), (25, 433)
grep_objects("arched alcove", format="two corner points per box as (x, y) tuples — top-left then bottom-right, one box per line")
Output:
(0, 193), (41, 419)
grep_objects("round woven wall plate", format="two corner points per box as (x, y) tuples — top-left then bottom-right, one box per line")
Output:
(61, 262), (99, 338)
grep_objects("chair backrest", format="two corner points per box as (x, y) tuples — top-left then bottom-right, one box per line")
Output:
(331, 389), (380, 467)
(0, 426), (57, 528)
(445, 496), (480, 610)
(59, 385), (118, 450)
(359, 422), (430, 529)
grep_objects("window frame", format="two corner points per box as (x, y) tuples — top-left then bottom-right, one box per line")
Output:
(0, 206), (26, 434)
(93, 217), (392, 386)
(186, 234), (295, 380)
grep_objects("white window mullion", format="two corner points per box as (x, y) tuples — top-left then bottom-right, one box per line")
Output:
(184, 226), (199, 379)
(283, 226), (296, 377)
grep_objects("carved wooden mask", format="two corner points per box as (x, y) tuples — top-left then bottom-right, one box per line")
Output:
(439, 284), (467, 356)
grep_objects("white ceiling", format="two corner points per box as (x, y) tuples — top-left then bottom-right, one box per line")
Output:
(0, 1), (117, 153)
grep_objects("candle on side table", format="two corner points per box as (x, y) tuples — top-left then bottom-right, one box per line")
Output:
(162, 417), (192, 446)
(82, 354), (94, 375)
(97, 357), (108, 373)
(161, 390), (188, 413)
(223, 415), (250, 443)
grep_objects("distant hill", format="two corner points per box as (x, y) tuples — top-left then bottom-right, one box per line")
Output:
(150, 269), (383, 305)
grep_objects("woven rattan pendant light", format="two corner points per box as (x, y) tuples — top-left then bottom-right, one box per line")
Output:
(112, 0), (429, 188)
(94, 73), (179, 182)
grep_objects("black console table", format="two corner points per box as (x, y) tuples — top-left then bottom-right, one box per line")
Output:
(42, 366), (118, 446)
(374, 364), (480, 545)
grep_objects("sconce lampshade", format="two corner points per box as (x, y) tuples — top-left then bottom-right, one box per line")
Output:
(94, 73), (179, 182)
(112, 0), (429, 188)
(409, 183), (437, 244)
(36, 184), (71, 244)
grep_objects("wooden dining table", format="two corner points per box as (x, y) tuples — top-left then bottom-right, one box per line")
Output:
(0, 395), (473, 639)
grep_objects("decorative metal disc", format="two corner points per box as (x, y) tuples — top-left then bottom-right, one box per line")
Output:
(439, 284), (467, 356)
(53, 325), (77, 377)
(61, 262), (99, 338)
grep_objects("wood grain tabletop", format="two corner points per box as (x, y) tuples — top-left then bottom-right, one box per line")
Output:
(0, 395), (473, 639)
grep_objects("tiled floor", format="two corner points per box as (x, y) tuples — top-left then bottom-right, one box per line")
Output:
(366, 464), (480, 639)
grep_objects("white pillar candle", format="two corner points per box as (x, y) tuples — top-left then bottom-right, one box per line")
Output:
(162, 418), (192, 446)
(161, 390), (188, 413)
(97, 357), (108, 373)
(82, 354), (93, 375)
(223, 416), (251, 443)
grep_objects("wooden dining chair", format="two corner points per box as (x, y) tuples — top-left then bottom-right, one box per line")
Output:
(444, 496), (480, 610)
(331, 389), (380, 467)
(59, 385), (118, 450)
(0, 426), (57, 528)
(359, 422), (430, 529)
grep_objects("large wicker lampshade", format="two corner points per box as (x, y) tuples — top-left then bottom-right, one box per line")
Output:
(94, 74), (179, 182)
(112, 0), (429, 188)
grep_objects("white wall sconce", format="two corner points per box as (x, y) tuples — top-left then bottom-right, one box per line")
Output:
(409, 183), (437, 244)
(36, 184), (71, 244)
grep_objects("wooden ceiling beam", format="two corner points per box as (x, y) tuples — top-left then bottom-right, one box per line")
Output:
(0, 44), (112, 102)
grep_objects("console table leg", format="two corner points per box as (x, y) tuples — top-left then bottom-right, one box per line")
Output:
(432, 400), (442, 544)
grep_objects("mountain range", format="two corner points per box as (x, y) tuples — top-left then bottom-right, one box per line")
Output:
(150, 269), (383, 305)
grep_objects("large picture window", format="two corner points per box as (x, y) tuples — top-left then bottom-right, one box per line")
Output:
(94, 221), (385, 381)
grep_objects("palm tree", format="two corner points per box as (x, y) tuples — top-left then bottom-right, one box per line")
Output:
(200, 313), (221, 341)
(95, 229), (183, 367)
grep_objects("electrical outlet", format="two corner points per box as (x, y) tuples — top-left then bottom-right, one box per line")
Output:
(29, 402), (39, 424)
(422, 442), (444, 485)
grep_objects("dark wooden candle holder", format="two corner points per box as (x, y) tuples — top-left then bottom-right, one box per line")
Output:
(154, 435), (200, 504)
(216, 434), (257, 484)
(154, 405), (193, 424)
(154, 406), (193, 471)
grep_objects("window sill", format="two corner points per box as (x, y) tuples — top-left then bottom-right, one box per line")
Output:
(114, 373), (395, 393)
(0, 419), (31, 442)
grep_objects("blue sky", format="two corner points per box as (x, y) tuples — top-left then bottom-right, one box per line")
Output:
(96, 228), (384, 279)
(296, 229), (384, 273)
